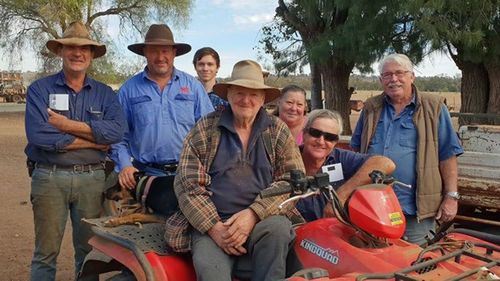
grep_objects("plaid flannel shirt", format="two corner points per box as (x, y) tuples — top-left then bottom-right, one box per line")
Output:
(164, 109), (305, 252)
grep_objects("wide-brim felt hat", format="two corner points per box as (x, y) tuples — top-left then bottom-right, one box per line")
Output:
(46, 21), (106, 59)
(213, 60), (280, 104)
(128, 24), (191, 57)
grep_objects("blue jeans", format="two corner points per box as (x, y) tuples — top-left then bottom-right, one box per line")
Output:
(30, 167), (106, 281)
(403, 216), (435, 245)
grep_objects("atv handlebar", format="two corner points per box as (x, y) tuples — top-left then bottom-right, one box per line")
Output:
(369, 170), (411, 189)
(259, 183), (293, 198)
(260, 170), (331, 199)
(260, 169), (408, 200)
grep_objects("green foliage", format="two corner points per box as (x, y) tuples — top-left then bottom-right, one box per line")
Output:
(0, 0), (192, 78)
(408, 0), (499, 64)
(259, 0), (427, 75)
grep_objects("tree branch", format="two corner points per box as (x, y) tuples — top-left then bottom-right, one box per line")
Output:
(87, 1), (142, 25)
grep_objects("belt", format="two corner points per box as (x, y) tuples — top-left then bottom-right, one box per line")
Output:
(134, 161), (178, 173)
(35, 162), (105, 173)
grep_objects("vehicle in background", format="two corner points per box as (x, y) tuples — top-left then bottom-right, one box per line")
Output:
(0, 71), (26, 103)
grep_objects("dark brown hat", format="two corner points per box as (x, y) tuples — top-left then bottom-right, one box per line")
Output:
(128, 24), (191, 57)
(46, 21), (106, 58)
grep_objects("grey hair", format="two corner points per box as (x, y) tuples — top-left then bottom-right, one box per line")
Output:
(303, 109), (343, 135)
(378, 53), (414, 74)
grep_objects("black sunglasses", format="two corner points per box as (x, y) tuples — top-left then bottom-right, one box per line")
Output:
(307, 127), (339, 142)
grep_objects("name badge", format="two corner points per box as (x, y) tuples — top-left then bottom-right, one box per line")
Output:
(321, 163), (344, 183)
(49, 94), (69, 111)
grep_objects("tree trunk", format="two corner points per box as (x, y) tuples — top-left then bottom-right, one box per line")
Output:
(484, 62), (500, 124)
(459, 61), (489, 125)
(310, 62), (323, 110)
(321, 60), (354, 135)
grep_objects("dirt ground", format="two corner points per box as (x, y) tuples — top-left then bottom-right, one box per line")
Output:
(0, 111), (76, 281)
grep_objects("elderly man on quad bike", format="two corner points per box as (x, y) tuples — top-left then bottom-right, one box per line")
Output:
(164, 60), (305, 281)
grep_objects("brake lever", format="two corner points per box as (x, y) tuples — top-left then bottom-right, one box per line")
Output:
(278, 189), (320, 210)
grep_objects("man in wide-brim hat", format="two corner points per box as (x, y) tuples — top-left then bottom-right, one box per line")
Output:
(25, 21), (126, 281)
(165, 59), (305, 281)
(46, 22), (106, 59)
(110, 24), (213, 198)
(127, 24), (191, 57)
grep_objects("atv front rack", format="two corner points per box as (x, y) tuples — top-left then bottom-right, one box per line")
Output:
(356, 242), (499, 281)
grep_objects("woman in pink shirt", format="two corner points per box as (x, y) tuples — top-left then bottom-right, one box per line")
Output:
(275, 85), (308, 144)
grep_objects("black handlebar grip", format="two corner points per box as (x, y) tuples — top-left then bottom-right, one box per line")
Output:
(260, 183), (292, 198)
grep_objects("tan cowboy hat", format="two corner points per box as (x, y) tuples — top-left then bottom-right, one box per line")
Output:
(213, 60), (280, 103)
(46, 21), (106, 59)
(128, 24), (191, 57)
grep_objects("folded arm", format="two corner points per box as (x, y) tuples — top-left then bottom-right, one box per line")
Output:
(48, 109), (95, 141)
(25, 85), (76, 151)
(48, 93), (126, 145)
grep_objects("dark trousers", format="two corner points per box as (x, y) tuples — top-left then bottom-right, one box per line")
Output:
(191, 215), (295, 281)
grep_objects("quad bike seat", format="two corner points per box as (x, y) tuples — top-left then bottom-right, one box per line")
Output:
(79, 216), (176, 280)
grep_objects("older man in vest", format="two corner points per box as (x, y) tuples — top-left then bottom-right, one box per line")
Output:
(351, 53), (463, 245)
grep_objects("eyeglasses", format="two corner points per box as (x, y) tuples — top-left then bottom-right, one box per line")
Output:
(307, 127), (339, 142)
(380, 70), (411, 80)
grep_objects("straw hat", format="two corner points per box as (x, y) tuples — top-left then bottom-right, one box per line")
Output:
(46, 21), (106, 58)
(213, 60), (280, 103)
(128, 24), (191, 57)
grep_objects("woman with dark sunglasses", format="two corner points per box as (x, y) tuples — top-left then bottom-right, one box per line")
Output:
(296, 109), (396, 221)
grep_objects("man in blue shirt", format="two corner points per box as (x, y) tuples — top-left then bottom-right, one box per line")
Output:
(295, 109), (395, 222)
(351, 54), (463, 245)
(110, 24), (214, 190)
(25, 22), (126, 281)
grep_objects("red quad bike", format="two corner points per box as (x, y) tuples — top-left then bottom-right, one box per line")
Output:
(79, 171), (499, 281)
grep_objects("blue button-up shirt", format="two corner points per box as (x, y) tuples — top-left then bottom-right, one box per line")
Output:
(296, 148), (370, 221)
(208, 91), (229, 111)
(110, 67), (214, 172)
(351, 95), (463, 215)
(25, 71), (126, 165)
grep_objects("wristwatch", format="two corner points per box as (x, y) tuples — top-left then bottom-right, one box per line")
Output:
(445, 191), (460, 200)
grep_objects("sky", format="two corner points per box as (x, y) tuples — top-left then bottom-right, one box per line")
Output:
(0, 0), (461, 78)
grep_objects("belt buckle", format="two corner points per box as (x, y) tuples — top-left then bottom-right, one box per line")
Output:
(73, 164), (85, 173)
(163, 163), (177, 172)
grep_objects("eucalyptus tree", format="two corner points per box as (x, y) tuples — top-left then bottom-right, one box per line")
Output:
(0, 0), (192, 82)
(409, 0), (500, 124)
(261, 0), (420, 134)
